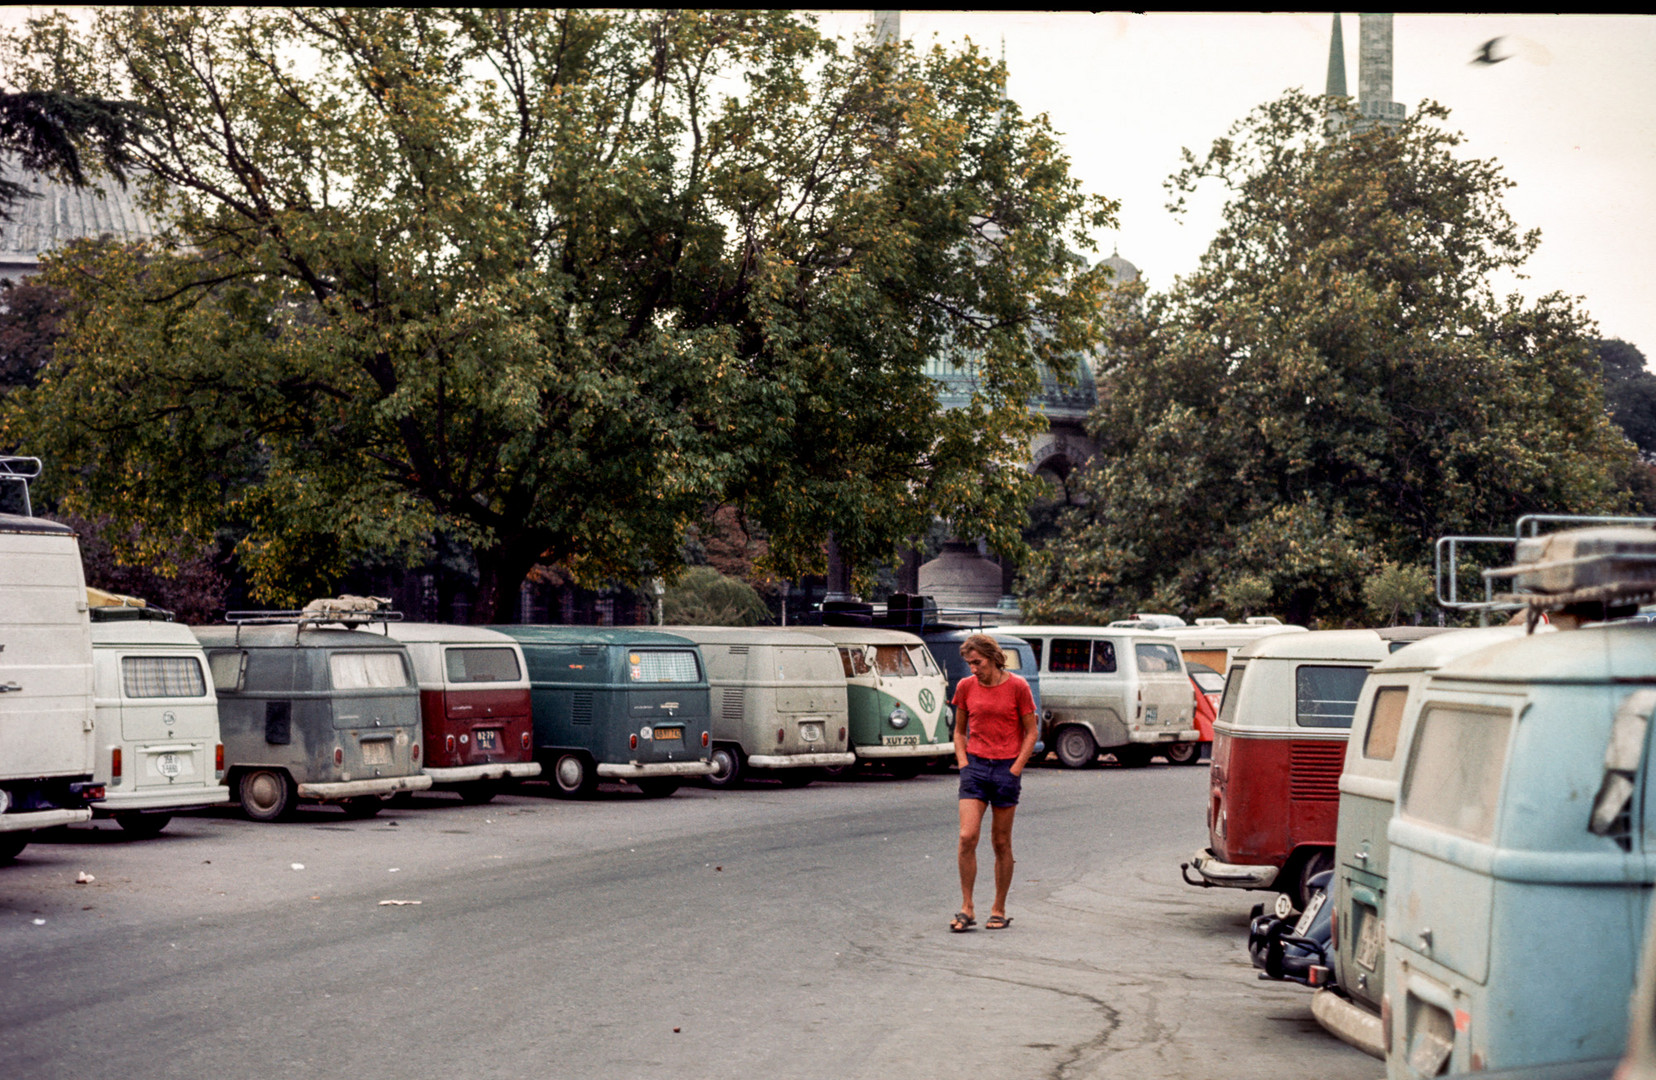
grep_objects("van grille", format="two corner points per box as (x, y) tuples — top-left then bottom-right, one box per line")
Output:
(571, 691), (593, 724)
(722, 688), (746, 721)
(1289, 741), (1346, 801)
(728, 645), (749, 656)
(578, 645), (601, 656)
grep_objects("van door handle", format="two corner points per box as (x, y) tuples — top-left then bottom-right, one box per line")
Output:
(0, 681), (19, 693)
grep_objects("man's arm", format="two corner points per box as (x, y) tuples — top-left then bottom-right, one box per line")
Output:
(1010, 707), (1039, 777)
(953, 699), (970, 769)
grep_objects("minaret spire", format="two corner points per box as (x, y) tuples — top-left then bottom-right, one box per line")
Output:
(1356, 13), (1405, 130)
(872, 10), (900, 48)
(1326, 13), (1348, 98)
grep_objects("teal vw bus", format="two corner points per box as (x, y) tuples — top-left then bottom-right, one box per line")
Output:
(493, 627), (715, 798)
(800, 627), (950, 777)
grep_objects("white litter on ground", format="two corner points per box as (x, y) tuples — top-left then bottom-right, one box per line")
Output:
(378, 899), (421, 906)
(74, 872), (94, 884)
(290, 863), (304, 871)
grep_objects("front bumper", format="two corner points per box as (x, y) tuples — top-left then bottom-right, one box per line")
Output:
(597, 760), (717, 779)
(424, 762), (542, 784)
(1311, 989), (1385, 1060)
(298, 775), (433, 800)
(94, 786), (231, 813)
(1180, 847), (1280, 890)
(0, 808), (92, 833)
(1129, 728), (1201, 744)
(855, 742), (953, 759)
(746, 752), (858, 768)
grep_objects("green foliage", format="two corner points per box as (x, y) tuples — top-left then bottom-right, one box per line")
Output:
(661, 566), (770, 627)
(1022, 91), (1639, 626)
(1599, 339), (1656, 455)
(1, 8), (1113, 619)
(1362, 560), (1432, 626)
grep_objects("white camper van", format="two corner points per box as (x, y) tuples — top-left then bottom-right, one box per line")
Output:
(0, 457), (99, 863)
(87, 602), (229, 834)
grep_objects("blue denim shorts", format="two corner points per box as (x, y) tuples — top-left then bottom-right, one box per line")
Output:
(958, 754), (1021, 807)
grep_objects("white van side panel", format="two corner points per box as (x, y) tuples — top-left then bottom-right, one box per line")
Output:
(0, 532), (94, 778)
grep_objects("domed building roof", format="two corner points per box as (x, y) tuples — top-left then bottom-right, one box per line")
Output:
(1098, 250), (1139, 287)
(0, 159), (165, 278)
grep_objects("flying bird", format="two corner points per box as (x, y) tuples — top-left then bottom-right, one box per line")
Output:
(1471, 37), (1511, 65)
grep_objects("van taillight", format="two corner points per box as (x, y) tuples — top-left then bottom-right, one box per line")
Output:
(334, 747), (344, 766)
(629, 734), (638, 749)
(445, 735), (456, 754)
(412, 743), (419, 762)
(111, 747), (122, 781)
(521, 731), (531, 750)
(701, 731), (709, 747)
(776, 727), (785, 744)
(1330, 910), (1338, 950)
(215, 744), (224, 777)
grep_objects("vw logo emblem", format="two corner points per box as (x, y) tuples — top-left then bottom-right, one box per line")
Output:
(918, 689), (936, 713)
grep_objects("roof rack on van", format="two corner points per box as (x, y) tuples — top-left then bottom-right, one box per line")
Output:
(87, 587), (174, 622)
(226, 595), (403, 629)
(1484, 526), (1656, 622)
(0, 455), (41, 517)
(1437, 514), (1656, 620)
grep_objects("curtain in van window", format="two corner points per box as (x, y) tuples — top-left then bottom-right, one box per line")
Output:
(1295, 665), (1369, 728)
(122, 656), (207, 698)
(1051, 639), (1091, 673)
(1134, 643), (1181, 674)
(329, 651), (409, 689)
(631, 651), (699, 683)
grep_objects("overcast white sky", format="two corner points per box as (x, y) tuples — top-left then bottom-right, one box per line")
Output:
(819, 12), (1656, 362)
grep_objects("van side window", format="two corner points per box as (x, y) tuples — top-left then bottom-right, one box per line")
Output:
(1134, 643), (1181, 674)
(873, 645), (917, 677)
(1294, 665), (1369, 728)
(206, 650), (246, 693)
(630, 650), (699, 683)
(1027, 639), (1042, 667)
(1401, 705), (1514, 842)
(122, 656), (207, 698)
(1363, 686), (1410, 760)
(1051, 639), (1091, 673)
(444, 646), (520, 684)
(1217, 662), (1246, 726)
(329, 651), (409, 689)
(1091, 642), (1117, 674)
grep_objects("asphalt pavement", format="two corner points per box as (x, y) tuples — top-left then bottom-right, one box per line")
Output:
(0, 763), (1380, 1080)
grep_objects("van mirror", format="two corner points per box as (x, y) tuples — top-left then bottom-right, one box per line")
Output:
(1589, 689), (1656, 849)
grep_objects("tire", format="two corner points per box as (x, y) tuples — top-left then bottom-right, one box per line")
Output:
(113, 812), (173, 837)
(634, 779), (680, 798)
(705, 745), (744, 789)
(886, 760), (923, 781)
(456, 782), (497, 805)
(239, 768), (296, 822)
(1293, 848), (1335, 911)
(1054, 726), (1098, 769)
(822, 759), (859, 780)
(775, 767), (818, 788)
(1163, 741), (1203, 766)
(550, 753), (597, 798)
(1114, 744), (1153, 768)
(0, 834), (26, 864)
(340, 796), (384, 819)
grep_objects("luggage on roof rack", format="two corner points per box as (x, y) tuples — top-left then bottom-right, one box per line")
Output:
(225, 595), (402, 628)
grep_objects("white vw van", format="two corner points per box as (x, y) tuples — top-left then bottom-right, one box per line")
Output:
(88, 602), (229, 834)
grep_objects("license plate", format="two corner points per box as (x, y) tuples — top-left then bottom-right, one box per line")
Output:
(473, 728), (500, 752)
(157, 752), (182, 777)
(653, 727), (682, 742)
(800, 722), (823, 743)
(361, 740), (392, 765)
(1144, 705), (1158, 723)
(1355, 909), (1384, 970)
(881, 735), (920, 747)
(1293, 890), (1327, 937)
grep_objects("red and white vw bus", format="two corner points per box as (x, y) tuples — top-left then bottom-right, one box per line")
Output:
(1182, 627), (1444, 908)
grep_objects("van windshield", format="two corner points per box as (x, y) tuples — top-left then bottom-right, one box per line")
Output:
(329, 651), (409, 690)
(629, 650), (699, 683)
(1135, 643), (1182, 675)
(445, 646), (521, 684)
(122, 656), (208, 699)
(1295, 665), (1369, 728)
(873, 645), (917, 678)
(908, 646), (939, 676)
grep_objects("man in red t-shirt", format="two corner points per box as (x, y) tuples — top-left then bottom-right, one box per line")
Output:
(949, 633), (1038, 932)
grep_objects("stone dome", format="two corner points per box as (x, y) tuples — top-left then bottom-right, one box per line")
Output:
(0, 159), (165, 278)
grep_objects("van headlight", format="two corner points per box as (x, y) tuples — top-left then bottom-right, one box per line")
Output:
(888, 706), (910, 729)
(0, 787), (9, 814)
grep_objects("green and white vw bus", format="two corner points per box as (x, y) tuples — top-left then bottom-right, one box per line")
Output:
(799, 627), (949, 777)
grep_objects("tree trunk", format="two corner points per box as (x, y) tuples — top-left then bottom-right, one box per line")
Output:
(470, 541), (546, 625)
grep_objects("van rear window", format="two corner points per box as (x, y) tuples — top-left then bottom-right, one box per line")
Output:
(122, 656), (207, 699)
(1295, 665), (1369, 728)
(1135, 643), (1182, 674)
(1402, 705), (1513, 842)
(630, 650), (699, 683)
(1363, 686), (1410, 760)
(329, 651), (409, 689)
(445, 646), (521, 684)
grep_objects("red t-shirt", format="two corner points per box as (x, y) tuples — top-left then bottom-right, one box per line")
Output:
(952, 673), (1035, 760)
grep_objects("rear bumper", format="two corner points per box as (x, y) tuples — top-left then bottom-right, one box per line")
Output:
(1311, 989), (1385, 1060)
(1181, 847), (1280, 890)
(1129, 729), (1201, 744)
(94, 787), (231, 813)
(597, 761), (717, 779)
(855, 742), (953, 759)
(298, 775), (432, 800)
(747, 752), (858, 768)
(424, 762), (542, 784)
(0, 808), (92, 833)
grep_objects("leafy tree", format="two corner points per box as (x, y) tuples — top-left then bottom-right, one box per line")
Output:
(660, 565), (770, 627)
(1598, 338), (1656, 456)
(1022, 92), (1638, 626)
(0, 277), (66, 391)
(1362, 560), (1432, 626)
(0, 8), (1113, 620)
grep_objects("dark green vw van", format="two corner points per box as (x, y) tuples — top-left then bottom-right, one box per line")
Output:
(492, 627), (715, 798)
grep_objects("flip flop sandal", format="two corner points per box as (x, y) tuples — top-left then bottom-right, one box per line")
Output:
(984, 914), (1013, 930)
(949, 912), (977, 933)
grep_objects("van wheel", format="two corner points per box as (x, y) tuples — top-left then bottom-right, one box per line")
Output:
(340, 797), (383, 819)
(551, 753), (597, 798)
(113, 812), (172, 837)
(456, 782), (497, 805)
(706, 745), (744, 789)
(1164, 741), (1202, 766)
(635, 779), (679, 798)
(1054, 727), (1098, 769)
(1293, 848), (1335, 910)
(0, 835), (26, 863)
(240, 769), (296, 822)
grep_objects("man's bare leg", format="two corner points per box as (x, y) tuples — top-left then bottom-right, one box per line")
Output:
(958, 798), (988, 918)
(989, 804), (1017, 918)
